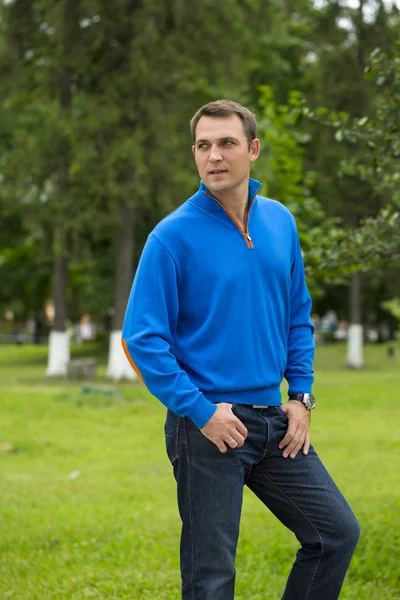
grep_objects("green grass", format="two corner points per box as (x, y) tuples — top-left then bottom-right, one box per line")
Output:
(0, 341), (399, 599)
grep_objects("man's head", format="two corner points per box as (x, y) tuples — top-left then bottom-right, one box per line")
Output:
(190, 100), (260, 197)
(190, 100), (257, 149)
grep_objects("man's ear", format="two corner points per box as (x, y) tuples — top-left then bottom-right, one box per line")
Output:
(250, 138), (260, 163)
(192, 144), (196, 157)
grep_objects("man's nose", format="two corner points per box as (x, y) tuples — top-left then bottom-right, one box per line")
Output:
(209, 145), (222, 161)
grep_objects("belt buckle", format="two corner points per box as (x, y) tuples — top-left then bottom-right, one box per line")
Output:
(252, 404), (267, 409)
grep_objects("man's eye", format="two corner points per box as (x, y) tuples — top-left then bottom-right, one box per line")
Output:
(198, 144), (208, 149)
(223, 141), (233, 146)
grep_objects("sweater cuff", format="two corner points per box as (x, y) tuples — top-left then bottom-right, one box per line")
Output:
(287, 377), (313, 395)
(187, 396), (217, 429)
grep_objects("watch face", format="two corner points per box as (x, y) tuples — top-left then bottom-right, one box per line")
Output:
(304, 394), (316, 409)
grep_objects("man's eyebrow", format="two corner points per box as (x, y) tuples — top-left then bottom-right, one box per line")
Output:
(195, 136), (239, 144)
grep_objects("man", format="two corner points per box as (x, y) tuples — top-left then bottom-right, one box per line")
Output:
(122, 100), (360, 600)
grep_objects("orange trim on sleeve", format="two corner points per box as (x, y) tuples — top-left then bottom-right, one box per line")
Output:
(121, 338), (144, 382)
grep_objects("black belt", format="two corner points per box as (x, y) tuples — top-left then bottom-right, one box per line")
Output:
(237, 404), (278, 409)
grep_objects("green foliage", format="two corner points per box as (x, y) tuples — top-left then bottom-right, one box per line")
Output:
(301, 44), (400, 279)
(308, 43), (400, 208)
(256, 85), (315, 214)
(341, 44), (400, 206)
(381, 298), (400, 321)
(0, 240), (51, 319)
(0, 0), (275, 321)
(0, 0), (399, 321)
(254, 85), (381, 293)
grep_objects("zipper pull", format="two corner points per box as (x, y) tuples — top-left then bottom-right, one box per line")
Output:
(246, 233), (252, 242)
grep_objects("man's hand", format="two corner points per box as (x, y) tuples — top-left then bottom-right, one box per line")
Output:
(278, 401), (311, 459)
(200, 403), (248, 454)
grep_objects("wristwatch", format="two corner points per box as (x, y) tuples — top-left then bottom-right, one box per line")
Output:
(288, 393), (316, 410)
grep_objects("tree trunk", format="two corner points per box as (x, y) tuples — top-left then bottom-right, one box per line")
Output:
(46, 237), (70, 375)
(107, 199), (137, 381)
(46, 0), (79, 376)
(388, 314), (396, 342)
(346, 271), (363, 368)
(52, 240), (68, 332)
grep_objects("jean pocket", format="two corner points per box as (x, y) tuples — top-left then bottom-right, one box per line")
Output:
(164, 409), (180, 465)
(277, 405), (288, 419)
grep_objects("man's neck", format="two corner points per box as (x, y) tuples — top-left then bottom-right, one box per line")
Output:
(209, 180), (249, 229)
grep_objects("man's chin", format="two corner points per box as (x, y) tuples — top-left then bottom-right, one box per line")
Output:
(205, 179), (232, 194)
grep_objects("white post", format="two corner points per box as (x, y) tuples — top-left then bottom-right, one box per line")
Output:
(107, 330), (137, 382)
(46, 331), (70, 376)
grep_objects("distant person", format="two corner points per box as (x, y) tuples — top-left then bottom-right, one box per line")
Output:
(13, 321), (23, 346)
(79, 314), (94, 343)
(122, 100), (359, 599)
(334, 320), (348, 341)
(320, 309), (338, 333)
(311, 312), (321, 330)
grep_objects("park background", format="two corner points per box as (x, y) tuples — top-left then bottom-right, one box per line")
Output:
(0, 0), (399, 598)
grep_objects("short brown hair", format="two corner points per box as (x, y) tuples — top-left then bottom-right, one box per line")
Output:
(190, 100), (257, 149)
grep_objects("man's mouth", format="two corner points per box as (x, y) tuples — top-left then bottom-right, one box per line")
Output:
(209, 169), (227, 175)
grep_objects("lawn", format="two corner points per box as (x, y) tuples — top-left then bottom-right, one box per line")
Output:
(0, 341), (399, 599)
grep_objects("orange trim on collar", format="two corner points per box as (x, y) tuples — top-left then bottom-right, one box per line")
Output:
(204, 192), (254, 248)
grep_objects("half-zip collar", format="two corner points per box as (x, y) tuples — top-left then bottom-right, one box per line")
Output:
(190, 177), (262, 249)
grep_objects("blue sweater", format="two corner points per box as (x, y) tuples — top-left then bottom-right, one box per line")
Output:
(122, 178), (314, 429)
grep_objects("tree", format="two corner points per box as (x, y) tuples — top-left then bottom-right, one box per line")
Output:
(0, 0), (96, 372)
(303, 41), (400, 364)
(74, 0), (279, 380)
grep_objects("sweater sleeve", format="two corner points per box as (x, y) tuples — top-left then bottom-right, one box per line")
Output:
(121, 233), (216, 429)
(284, 223), (315, 394)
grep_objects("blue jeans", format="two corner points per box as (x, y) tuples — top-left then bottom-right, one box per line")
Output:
(165, 404), (360, 600)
